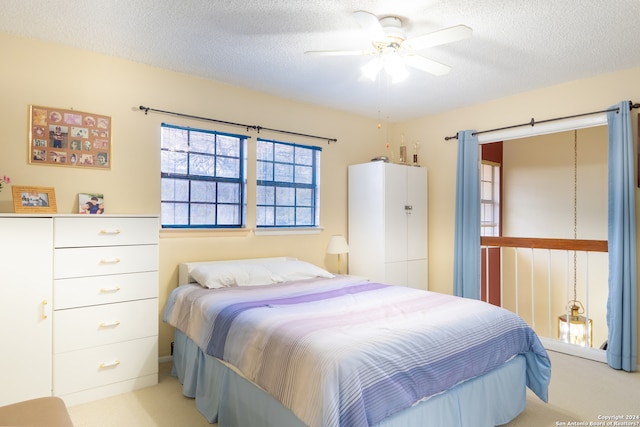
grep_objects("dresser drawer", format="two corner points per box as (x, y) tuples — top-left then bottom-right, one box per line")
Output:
(53, 336), (157, 396)
(54, 271), (158, 309)
(54, 244), (158, 279)
(54, 217), (158, 248)
(53, 298), (158, 353)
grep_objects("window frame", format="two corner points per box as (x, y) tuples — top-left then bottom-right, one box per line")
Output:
(255, 138), (321, 229)
(480, 160), (501, 237)
(160, 123), (247, 229)
(480, 141), (503, 237)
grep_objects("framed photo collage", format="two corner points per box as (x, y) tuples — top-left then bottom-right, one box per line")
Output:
(29, 105), (111, 169)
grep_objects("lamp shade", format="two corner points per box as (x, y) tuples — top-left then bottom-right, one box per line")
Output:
(327, 235), (349, 255)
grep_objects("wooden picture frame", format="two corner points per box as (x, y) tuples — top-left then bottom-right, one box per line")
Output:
(12, 186), (58, 213)
(29, 105), (111, 169)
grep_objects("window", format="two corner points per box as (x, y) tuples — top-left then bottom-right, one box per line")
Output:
(256, 139), (321, 228)
(480, 141), (502, 237)
(480, 161), (500, 236)
(160, 123), (247, 228)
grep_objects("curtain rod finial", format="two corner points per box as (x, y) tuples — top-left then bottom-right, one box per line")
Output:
(444, 132), (459, 141)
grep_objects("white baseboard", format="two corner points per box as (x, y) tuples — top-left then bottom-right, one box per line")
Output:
(540, 337), (607, 363)
(62, 374), (158, 407)
(159, 355), (173, 364)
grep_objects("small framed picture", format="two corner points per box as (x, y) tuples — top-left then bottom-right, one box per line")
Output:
(79, 193), (104, 214)
(12, 186), (58, 213)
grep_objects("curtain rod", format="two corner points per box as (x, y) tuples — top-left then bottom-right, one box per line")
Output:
(444, 101), (640, 141)
(138, 105), (338, 144)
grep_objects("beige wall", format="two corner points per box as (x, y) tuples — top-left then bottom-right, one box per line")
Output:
(398, 69), (640, 293)
(0, 32), (387, 356)
(398, 68), (640, 364)
(1, 31), (638, 363)
(497, 128), (609, 346)
(504, 127), (608, 240)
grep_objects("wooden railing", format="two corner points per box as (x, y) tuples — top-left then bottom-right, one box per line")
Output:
(481, 236), (608, 252)
(480, 236), (608, 361)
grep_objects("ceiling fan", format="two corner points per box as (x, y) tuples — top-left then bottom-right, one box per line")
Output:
(305, 10), (472, 82)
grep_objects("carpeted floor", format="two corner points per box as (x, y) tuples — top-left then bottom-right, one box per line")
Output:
(67, 350), (640, 427)
(67, 362), (212, 427)
(503, 350), (640, 426)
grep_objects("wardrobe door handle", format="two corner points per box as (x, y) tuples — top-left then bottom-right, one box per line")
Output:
(41, 300), (49, 319)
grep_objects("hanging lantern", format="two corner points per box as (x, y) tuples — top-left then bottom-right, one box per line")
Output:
(557, 130), (592, 348)
(558, 300), (592, 347)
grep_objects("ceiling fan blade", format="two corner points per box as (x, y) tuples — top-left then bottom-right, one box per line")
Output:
(304, 49), (375, 56)
(403, 25), (472, 51)
(404, 55), (451, 76)
(353, 10), (387, 43)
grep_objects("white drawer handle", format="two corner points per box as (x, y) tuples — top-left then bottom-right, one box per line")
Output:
(99, 320), (121, 328)
(100, 258), (121, 264)
(100, 286), (121, 293)
(100, 229), (121, 235)
(99, 360), (121, 369)
(41, 300), (49, 319)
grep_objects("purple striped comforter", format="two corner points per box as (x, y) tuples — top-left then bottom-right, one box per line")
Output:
(164, 275), (551, 427)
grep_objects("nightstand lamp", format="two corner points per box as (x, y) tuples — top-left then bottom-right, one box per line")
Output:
(327, 235), (349, 274)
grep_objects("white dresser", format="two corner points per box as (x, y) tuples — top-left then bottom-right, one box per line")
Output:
(52, 215), (159, 405)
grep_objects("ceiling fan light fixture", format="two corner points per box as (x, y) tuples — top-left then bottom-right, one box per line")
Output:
(384, 52), (407, 79)
(361, 54), (409, 83)
(309, 11), (471, 82)
(390, 65), (409, 83)
(361, 57), (383, 81)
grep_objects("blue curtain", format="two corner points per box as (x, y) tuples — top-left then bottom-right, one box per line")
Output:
(453, 130), (481, 299)
(606, 101), (638, 372)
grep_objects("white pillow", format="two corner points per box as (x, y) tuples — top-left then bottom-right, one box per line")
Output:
(263, 259), (334, 282)
(190, 263), (282, 289)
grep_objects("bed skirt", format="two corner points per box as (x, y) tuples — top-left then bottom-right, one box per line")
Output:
(172, 329), (527, 427)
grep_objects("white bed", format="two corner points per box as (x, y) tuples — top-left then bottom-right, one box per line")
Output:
(165, 257), (551, 427)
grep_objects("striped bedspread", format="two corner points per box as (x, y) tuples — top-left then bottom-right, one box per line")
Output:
(164, 275), (551, 427)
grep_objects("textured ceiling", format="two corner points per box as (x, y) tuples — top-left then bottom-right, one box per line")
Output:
(2, 0), (640, 121)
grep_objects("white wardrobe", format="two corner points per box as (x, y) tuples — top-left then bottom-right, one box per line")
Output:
(348, 162), (428, 289)
(0, 216), (53, 406)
